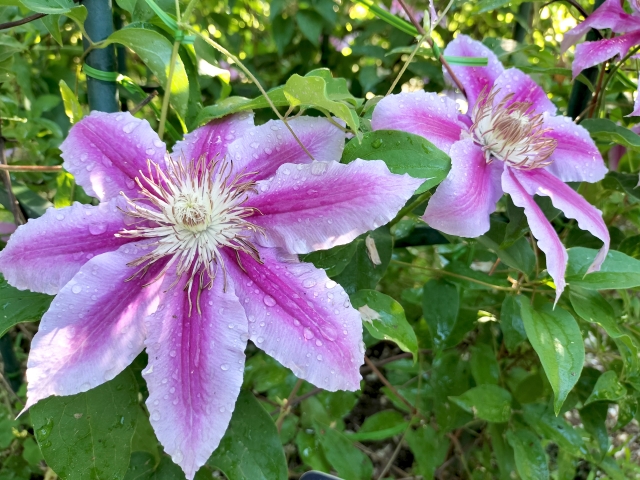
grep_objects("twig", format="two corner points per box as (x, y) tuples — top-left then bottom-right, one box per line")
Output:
(0, 165), (62, 172)
(275, 378), (303, 432)
(364, 356), (422, 418)
(0, 13), (47, 31)
(354, 442), (413, 478)
(377, 426), (410, 480)
(396, 0), (466, 96)
(269, 387), (323, 415)
(0, 124), (25, 225)
(130, 90), (158, 114)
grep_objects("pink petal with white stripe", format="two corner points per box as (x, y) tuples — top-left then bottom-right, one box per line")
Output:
(171, 113), (255, 165)
(443, 34), (504, 110)
(542, 114), (607, 183)
(247, 159), (423, 254)
(143, 271), (247, 480)
(0, 199), (131, 294)
(423, 139), (504, 237)
(512, 168), (610, 276)
(227, 117), (345, 181)
(492, 68), (556, 115)
(60, 111), (167, 201)
(371, 91), (467, 153)
(502, 168), (568, 303)
(225, 247), (363, 392)
(572, 31), (640, 78)
(23, 242), (164, 411)
(561, 0), (639, 52)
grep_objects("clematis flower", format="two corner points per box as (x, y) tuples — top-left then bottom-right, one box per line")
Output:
(560, 0), (640, 115)
(0, 111), (422, 478)
(371, 34), (610, 301)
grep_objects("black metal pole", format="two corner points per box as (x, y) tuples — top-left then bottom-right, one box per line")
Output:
(83, 0), (119, 112)
(567, 0), (606, 120)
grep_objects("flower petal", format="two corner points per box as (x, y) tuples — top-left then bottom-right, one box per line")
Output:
(502, 167), (568, 303)
(442, 34), (504, 110)
(561, 0), (639, 52)
(630, 83), (640, 116)
(60, 111), (167, 202)
(423, 139), (503, 237)
(0, 199), (131, 294)
(171, 112), (255, 165)
(512, 168), (610, 276)
(370, 91), (467, 153)
(227, 117), (345, 181)
(247, 159), (423, 254)
(143, 270), (247, 480)
(571, 31), (640, 78)
(23, 242), (163, 411)
(225, 247), (363, 392)
(542, 113), (607, 182)
(492, 68), (556, 115)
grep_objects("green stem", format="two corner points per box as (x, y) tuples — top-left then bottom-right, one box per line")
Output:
(158, 40), (181, 140)
(184, 25), (315, 160)
(182, 0), (199, 22)
(596, 44), (640, 116)
(387, 32), (429, 95)
(389, 190), (431, 226)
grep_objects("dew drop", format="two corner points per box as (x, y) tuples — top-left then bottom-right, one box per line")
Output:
(256, 336), (265, 344)
(89, 223), (107, 235)
(71, 285), (82, 294)
(56, 213), (65, 221)
(263, 295), (276, 307)
(317, 354), (323, 361)
(221, 364), (229, 371)
(303, 327), (314, 339)
(303, 278), (316, 288)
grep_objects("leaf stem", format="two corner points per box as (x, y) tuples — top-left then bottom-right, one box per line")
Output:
(158, 40), (181, 140)
(389, 190), (431, 226)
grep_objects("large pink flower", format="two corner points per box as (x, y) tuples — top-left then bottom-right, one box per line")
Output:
(371, 35), (609, 302)
(561, 0), (640, 115)
(0, 111), (422, 478)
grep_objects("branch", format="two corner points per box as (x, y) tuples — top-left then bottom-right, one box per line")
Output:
(395, 0), (467, 97)
(0, 13), (47, 32)
(0, 164), (62, 172)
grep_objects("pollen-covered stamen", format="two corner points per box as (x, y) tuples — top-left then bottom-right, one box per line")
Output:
(117, 155), (263, 299)
(470, 88), (557, 169)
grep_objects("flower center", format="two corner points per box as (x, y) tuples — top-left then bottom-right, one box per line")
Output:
(118, 156), (263, 298)
(470, 88), (557, 169)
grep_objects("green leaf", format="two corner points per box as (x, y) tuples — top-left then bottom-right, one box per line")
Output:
(0, 274), (53, 338)
(602, 171), (640, 201)
(301, 242), (357, 277)
(476, 0), (513, 14)
(470, 343), (500, 385)
(488, 423), (517, 480)
(20, 0), (74, 14)
(272, 16), (294, 56)
(405, 425), (449, 479)
(521, 404), (585, 457)
(295, 9), (324, 46)
(295, 430), (331, 472)
(193, 88), (289, 125)
(566, 247), (640, 290)
(115, 0), (137, 14)
(478, 219), (535, 275)
(569, 287), (628, 339)
(579, 402), (609, 460)
(41, 15), (62, 46)
(316, 424), (373, 480)
(0, 34), (25, 62)
(581, 118), (640, 149)
(584, 371), (627, 405)
(346, 410), (408, 441)
(350, 289), (419, 360)
(450, 384), (512, 423)
(208, 391), (287, 480)
(431, 351), (473, 432)
(520, 300), (584, 415)
(30, 369), (139, 480)
(59, 80), (83, 124)
(305, 68), (359, 106)
(106, 28), (189, 120)
(332, 226), (392, 295)
(421, 279), (459, 348)
(341, 130), (451, 194)
(500, 296), (527, 352)
(284, 74), (358, 134)
(53, 171), (75, 208)
(618, 234), (640, 259)
(506, 430), (549, 480)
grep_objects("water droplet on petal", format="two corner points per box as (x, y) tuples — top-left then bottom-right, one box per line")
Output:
(303, 278), (316, 288)
(221, 364), (229, 371)
(303, 328), (314, 339)
(263, 295), (276, 307)
(72, 285), (82, 294)
(89, 223), (107, 235)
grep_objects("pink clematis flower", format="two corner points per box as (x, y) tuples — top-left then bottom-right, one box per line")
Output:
(0, 111), (422, 478)
(371, 34), (610, 302)
(561, 0), (640, 115)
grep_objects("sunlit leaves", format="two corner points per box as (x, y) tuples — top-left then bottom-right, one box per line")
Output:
(566, 248), (640, 290)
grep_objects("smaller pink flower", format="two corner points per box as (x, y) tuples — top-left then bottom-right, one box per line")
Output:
(561, 0), (640, 115)
(372, 35), (610, 302)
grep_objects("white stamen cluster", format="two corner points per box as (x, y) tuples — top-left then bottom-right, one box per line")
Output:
(118, 155), (263, 301)
(470, 88), (557, 169)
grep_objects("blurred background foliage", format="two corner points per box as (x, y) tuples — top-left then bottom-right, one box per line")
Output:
(2, 0), (640, 479)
